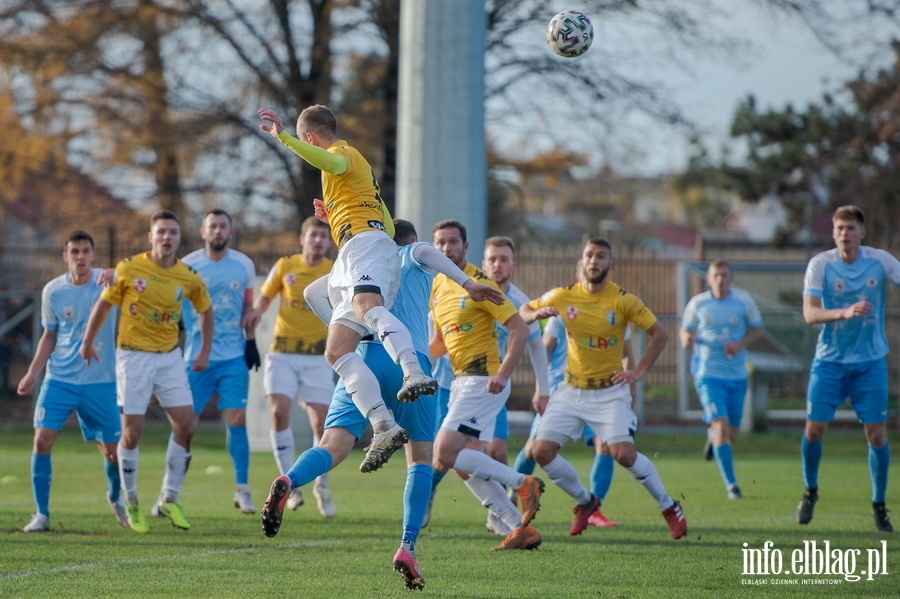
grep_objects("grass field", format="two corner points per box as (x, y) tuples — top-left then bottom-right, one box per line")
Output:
(0, 423), (897, 598)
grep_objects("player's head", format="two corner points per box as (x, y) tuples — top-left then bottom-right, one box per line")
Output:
(300, 216), (331, 259)
(63, 230), (95, 278)
(832, 205), (866, 253)
(393, 219), (418, 246)
(297, 105), (339, 147)
(581, 238), (613, 285)
(149, 210), (181, 258)
(201, 208), (234, 252)
(706, 259), (733, 299)
(431, 219), (468, 267)
(483, 236), (517, 287)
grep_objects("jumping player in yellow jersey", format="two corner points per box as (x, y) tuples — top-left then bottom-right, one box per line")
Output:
(259, 105), (437, 473)
(81, 211), (213, 534)
(429, 219), (545, 552)
(249, 216), (337, 517)
(520, 238), (687, 540)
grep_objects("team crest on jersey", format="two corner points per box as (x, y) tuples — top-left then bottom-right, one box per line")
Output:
(703, 315), (713, 325)
(729, 315), (740, 325)
(607, 311), (616, 325)
(134, 278), (147, 293)
(458, 296), (467, 309)
(285, 274), (296, 287)
(566, 305), (578, 320)
(63, 306), (74, 320)
(230, 280), (241, 291)
(834, 279), (845, 292)
(174, 287), (184, 302)
(867, 277), (878, 288)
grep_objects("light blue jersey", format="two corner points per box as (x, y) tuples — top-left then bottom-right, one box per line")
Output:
(41, 269), (116, 384)
(182, 248), (255, 362)
(804, 246), (900, 363)
(545, 315), (568, 394)
(681, 288), (762, 380)
(392, 242), (437, 355)
(495, 283), (541, 358)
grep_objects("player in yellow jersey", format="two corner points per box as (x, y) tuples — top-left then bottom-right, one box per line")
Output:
(249, 216), (337, 517)
(81, 211), (213, 534)
(520, 238), (687, 540)
(259, 105), (437, 473)
(429, 219), (545, 551)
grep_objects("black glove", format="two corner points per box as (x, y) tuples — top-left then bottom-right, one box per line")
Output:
(245, 339), (261, 371)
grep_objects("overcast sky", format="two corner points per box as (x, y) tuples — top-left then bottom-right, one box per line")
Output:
(490, 2), (897, 178)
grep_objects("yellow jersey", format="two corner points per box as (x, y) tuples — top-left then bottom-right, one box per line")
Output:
(527, 281), (657, 390)
(320, 141), (393, 248)
(102, 252), (211, 353)
(430, 263), (518, 376)
(260, 255), (333, 354)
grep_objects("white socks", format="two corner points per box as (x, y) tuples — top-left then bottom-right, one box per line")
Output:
(362, 307), (422, 375)
(541, 454), (592, 504)
(628, 452), (672, 510)
(453, 448), (525, 489)
(465, 477), (523, 530)
(118, 445), (139, 505)
(160, 438), (191, 503)
(271, 428), (295, 475)
(332, 352), (394, 431)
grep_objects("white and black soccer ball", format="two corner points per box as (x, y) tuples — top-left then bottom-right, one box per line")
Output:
(546, 10), (593, 58)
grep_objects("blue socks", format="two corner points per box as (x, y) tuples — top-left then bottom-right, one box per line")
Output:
(512, 447), (536, 476)
(590, 453), (615, 500)
(104, 458), (121, 502)
(227, 425), (250, 486)
(801, 437), (822, 490)
(285, 447), (332, 489)
(402, 464), (434, 555)
(869, 442), (890, 503)
(31, 453), (51, 517)
(713, 444), (737, 487)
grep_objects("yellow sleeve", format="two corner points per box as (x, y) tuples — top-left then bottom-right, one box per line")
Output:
(277, 131), (347, 174)
(100, 262), (127, 305)
(260, 259), (285, 300)
(381, 201), (395, 240)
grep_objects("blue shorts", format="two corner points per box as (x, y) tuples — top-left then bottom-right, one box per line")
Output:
(434, 386), (451, 436)
(696, 377), (747, 427)
(494, 406), (509, 441)
(807, 358), (888, 424)
(325, 343), (436, 442)
(34, 379), (120, 443)
(187, 356), (249, 413)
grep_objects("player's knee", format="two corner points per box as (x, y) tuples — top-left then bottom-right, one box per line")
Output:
(865, 425), (887, 447)
(531, 441), (556, 466)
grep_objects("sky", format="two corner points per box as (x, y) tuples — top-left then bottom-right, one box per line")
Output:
(491, 2), (897, 178)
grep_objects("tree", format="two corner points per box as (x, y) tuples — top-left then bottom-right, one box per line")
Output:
(683, 43), (900, 249)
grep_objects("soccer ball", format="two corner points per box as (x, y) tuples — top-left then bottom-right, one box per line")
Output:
(546, 10), (593, 58)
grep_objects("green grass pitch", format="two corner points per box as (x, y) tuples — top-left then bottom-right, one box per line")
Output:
(0, 424), (897, 598)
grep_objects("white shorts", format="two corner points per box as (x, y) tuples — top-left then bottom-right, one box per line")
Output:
(536, 382), (636, 446)
(327, 231), (400, 336)
(116, 349), (193, 416)
(441, 375), (510, 442)
(264, 352), (335, 406)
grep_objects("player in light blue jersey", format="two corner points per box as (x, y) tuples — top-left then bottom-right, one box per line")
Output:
(259, 219), (503, 591)
(17, 230), (125, 532)
(181, 209), (258, 514)
(797, 205), (900, 533)
(680, 259), (762, 500)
